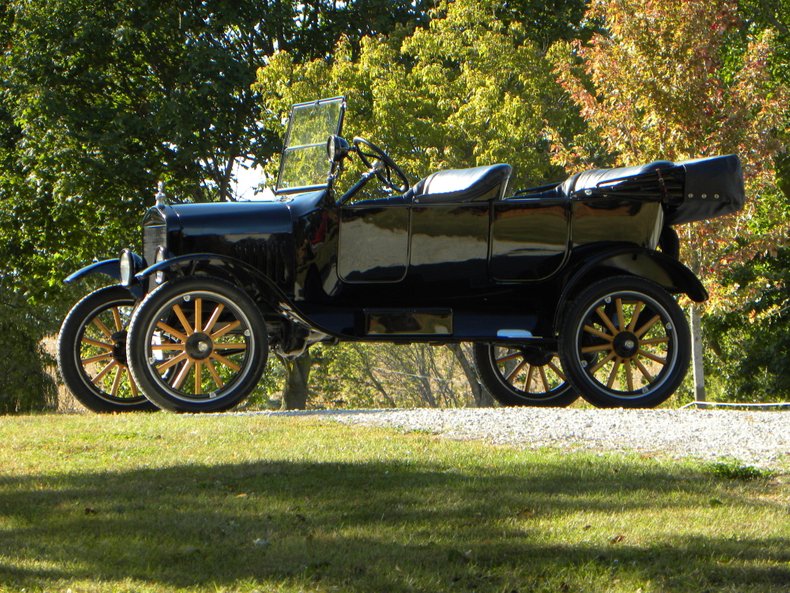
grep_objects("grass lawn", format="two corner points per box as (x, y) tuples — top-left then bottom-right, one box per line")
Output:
(0, 413), (787, 593)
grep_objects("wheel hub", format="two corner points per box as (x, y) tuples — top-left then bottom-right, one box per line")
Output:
(185, 332), (214, 360)
(521, 347), (553, 366)
(111, 330), (128, 365)
(613, 331), (639, 358)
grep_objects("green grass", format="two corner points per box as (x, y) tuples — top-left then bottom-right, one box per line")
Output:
(0, 414), (787, 593)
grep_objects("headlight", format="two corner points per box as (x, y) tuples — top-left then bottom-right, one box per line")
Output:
(154, 246), (167, 285)
(119, 249), (136, 286)
(326, 135), (350, 162)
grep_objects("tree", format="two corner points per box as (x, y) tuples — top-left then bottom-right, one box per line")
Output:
(254, 0), (588, 407)
(549, 0), (787, 402)
(703, 0), (789, 402)
(308, 342), (476, 409)
(0, 5), (57, 412)
(447, 344), (495, 407)
(704, 249), (789, 400)
(255, 0), (587, 187)
(0, 0), (430, 412)
(1, 0), (294, 411)
(278, 352), (313, 410)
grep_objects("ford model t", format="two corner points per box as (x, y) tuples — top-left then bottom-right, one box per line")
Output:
(58, 97), (745, 412)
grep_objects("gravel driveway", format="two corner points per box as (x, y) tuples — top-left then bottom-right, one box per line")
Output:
(255, 408), (789, 470)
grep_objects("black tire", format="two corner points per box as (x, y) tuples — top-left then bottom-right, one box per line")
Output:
(126, 277), (268, 412)
(473, 343), (579, 407)
(57, 285), (157, 413)
(559, 276), (691, 408)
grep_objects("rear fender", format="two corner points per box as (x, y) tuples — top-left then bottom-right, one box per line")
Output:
(135, 253), (290, 312)
(554, 247), (707, 331)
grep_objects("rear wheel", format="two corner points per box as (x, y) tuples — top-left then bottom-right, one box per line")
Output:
(127, 277), (268, 412)
(57, 285), (156, 412)
(473, 343), (578, 407)
(559, 276), (690, 408)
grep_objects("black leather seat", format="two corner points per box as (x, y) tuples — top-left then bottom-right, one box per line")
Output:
(560, 160), (675, 197)
(406, 164), (512, 204)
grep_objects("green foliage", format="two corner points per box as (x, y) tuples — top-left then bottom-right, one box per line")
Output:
(708, 459), (775, 481)
(550, 0), (788, 402)
(3, 1), (288, 277)
(704, 248), (790, 401)
(2, 0), (786, 409)
(0, 297), (57, 413)
(0, 8), (56, 412)
(1, 0), (425, 263)
(255, 0), (588, 190)
(0, 1), (431, 412)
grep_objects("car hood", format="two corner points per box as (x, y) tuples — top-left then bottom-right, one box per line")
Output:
(167, 200), (294, 237)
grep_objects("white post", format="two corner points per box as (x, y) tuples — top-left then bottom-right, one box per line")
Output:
(690, 303), (706, 407)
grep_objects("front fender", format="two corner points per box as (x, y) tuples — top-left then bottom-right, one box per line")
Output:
(135, 253), (291, 311)
(554, 247), (707, 330)
(64, 259), (121, 284)
(65, 257), (146, 299)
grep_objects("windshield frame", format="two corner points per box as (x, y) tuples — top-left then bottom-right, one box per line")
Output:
(275, 96), (346, 195)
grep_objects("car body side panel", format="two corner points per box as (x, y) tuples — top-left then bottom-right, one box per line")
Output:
(292, 192), (342, 301)
(490, 197), (570, 281)
(571, 197), (663, 249)
(132, 183), (682, 343)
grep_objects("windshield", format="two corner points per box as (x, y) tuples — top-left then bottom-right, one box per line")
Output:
(276, 97), (345, 193)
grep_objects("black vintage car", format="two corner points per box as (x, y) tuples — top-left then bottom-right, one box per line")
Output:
(58, 97), (745, 412)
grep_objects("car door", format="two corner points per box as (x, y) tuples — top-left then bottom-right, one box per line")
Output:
(337, 201), (410, 283)
(408, 202), (490, 284)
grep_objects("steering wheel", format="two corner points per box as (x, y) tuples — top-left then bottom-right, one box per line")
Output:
(352, 137), (410, 193)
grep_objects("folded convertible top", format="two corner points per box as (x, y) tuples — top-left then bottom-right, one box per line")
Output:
(666, 154), (745, 225)
(550, 154), (745, 225)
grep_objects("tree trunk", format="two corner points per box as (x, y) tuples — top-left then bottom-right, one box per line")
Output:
(447, 344), (495, 407)
(279, 350), (312, 410)
(352, 344), (397, 407)
(690, 303), (706, 407)
(414, 346), (438, 407)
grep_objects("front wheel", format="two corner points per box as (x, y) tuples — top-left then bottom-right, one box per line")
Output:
(57, 285), (157, 412)
(473, 343), (578, 407)
(559, 276), (691, 408)
(127, 277), (268, 412)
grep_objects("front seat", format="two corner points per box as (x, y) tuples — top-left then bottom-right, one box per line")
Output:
(406, 164), (512, 204)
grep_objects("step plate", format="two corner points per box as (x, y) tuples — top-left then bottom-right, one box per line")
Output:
(364, 309), (453, 336)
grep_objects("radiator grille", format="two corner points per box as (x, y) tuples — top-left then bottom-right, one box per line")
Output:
(143, 224), (167, 267)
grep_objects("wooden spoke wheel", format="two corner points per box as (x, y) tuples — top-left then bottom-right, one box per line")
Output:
(473, 343), (578, 407)
(58, 286), (156, 412)
(560, 276), (690, 408)
(127, 277), (268, 412)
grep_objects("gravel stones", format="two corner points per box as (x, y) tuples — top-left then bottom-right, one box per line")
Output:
(259, 407), (789, 470)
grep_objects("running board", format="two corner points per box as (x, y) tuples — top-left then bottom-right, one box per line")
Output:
(365, 308), (453, 336)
